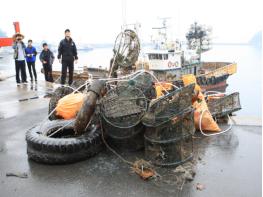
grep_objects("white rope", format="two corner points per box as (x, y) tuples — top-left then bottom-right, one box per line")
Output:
(204, 90), (225, 97)
(155, 82), (180, 90)
(61, 85), (81, 93)
(47, 119), (75, 137)
(53, 75), (61, 83)
(199, 109), (233, 137)
(103, 69), (144, 82)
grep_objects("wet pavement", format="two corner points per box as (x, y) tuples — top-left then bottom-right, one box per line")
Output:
(0, 77), (262, 197)
(0, 77), (57, 119)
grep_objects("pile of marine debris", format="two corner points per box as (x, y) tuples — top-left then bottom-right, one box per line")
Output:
(25, 27), (241, 189)
(25, 69), (241, 189)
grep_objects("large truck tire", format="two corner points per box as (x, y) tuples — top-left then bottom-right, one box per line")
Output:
(26, 120), (103, 164)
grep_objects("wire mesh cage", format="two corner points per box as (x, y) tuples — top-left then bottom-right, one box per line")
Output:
(101, 117), (144, 140)
(207, 92), (241, 117)
(100, 85), (147, 128)
(144, 108), (195, 167)
(113, 29), (140, 70)
(142, 84), (195, 126)
(100, 85), (147, 151)
(103, 119), (145, 152)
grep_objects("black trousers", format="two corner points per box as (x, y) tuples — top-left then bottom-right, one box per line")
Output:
(61, 60), (74, 85)
(27, 61), (37, 81)
(43, 63), (53, 82)
(15, 60), (27, 83)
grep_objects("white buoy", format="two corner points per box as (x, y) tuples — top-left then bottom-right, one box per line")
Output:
(0, 71), (7, 81)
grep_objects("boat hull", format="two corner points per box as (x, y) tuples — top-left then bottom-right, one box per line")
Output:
(200, 80), (228, 92)
(47, 62), (235, 93)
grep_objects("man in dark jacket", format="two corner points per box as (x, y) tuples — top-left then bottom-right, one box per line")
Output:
(12, 33), (28, 85)
(25, 39), (37, 82)
(57, 29), (78, 85)
(40, 43), (54, 82)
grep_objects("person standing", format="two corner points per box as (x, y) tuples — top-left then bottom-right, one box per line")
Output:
(39, 43), (54, 82)
(12, 33), (27, 85)
(25, 39), (38, 82)
(57, 29), (78, 85)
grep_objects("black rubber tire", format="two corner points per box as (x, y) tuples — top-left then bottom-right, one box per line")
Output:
(196, 77), (202, 85)
(207, 77), (212, 85)
(211, 76), (216, 85)
(26, 120), (104, 164)
(48, 87), (74, 120)
(201, 77), (207, 85)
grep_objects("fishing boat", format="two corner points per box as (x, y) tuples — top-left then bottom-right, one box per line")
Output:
(136, 19), (237, 92)
(138, 47), (237, 92)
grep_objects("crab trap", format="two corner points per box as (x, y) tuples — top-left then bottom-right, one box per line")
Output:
(142, 84), (195, 127)
(100, 85), (147, 151)
(207, 92), (241, 117)
(143, 108), (195, 167)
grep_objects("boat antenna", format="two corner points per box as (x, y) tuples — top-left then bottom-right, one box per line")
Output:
(121, 0), (127, 30)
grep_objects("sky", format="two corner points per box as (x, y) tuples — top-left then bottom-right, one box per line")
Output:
(0, 0), (262, 45)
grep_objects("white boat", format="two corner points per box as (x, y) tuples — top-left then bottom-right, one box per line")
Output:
(137, 18), (198, 81)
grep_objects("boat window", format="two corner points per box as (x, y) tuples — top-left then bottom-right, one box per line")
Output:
(148, 54), (158, 60)
(148, 53), (168, 60)
(163, 54), (168, 60)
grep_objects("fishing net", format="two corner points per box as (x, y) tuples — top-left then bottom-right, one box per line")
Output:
(142, 84), (195, 126)
(100, 85), (147, 128)
(207, 92), (241, 117)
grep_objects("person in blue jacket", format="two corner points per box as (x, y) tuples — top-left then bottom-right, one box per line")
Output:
(25, 40), (37, 82)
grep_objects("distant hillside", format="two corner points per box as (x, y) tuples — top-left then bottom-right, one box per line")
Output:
(249, 31), (262, 48)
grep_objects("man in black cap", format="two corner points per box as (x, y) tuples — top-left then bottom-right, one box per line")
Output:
(57, 29), (78, 85)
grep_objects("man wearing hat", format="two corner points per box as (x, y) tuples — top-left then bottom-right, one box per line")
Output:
(12, 32), (28, 85)
(57, 29), (78, 85)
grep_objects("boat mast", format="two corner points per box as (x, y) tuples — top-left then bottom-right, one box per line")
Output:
(121, 0), (127, 29)
(152, 18), (167, 49)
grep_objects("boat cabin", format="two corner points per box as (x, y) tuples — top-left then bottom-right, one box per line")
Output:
(146, 49), (182, 71)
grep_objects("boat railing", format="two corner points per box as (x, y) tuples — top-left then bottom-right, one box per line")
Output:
(198, 62), (237, 78)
